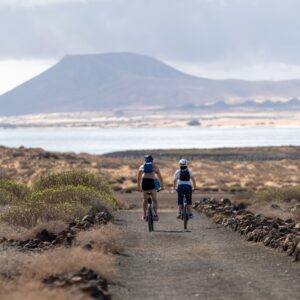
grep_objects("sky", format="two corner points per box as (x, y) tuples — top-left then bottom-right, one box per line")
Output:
(1, 0), (300, 94)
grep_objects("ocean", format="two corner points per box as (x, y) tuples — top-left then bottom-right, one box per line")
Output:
(0, 127), (299, 154)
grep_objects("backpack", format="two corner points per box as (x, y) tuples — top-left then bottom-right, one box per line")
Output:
(144, 161), (154, 173)
(179, 169), (190, 181)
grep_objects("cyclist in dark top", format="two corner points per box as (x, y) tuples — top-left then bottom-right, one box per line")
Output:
(138, 155), (164, 221)
(173, 159), (197, 219)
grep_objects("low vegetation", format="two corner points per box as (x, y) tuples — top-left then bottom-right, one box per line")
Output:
(0, 171), (117, 227)
(233, 185), (300, 221)
(76, 224), (123, 254)
(33, 170), (113, 196)
(0, 179), (29, 205)
(0, 170), (120, 299)
(255, 186), (300, 203)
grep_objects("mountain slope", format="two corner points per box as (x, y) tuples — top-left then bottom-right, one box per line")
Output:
(0, 52), (300, 116)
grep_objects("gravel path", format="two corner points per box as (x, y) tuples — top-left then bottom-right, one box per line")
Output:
(110, 193), (300, 300)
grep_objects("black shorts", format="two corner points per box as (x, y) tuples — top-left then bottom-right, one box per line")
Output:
(142, 178), (155, 191)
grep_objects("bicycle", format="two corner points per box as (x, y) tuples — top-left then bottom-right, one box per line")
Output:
(181, 194), (189, 230)
(146, 185), (162, 232)
(147, 192), (154, 232)
(178, 188), (195, 230)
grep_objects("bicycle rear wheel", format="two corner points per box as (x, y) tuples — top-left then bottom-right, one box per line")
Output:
(182, 204), (188, 230)
(147, 206), (154, 232)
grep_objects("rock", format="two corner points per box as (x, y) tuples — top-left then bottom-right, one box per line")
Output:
(82, 215), (94, 224)
(220, 198), (231, 206)
(83, 243), (93, 251)
(36, 229), (57, 242)
(235, 203), (246, 211)
(271, 204), (281, 209)
(71, 276), (83, 283)
(1, 211), (111, 252)
(193, 197), (300, 262)
(43, 268), (110, 299)
(284, 218), (294, 224)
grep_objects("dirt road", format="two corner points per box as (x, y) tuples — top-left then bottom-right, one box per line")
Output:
(110, 192), (300, 300)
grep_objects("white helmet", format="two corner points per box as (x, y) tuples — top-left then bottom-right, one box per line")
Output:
(179, 158), (188, 167)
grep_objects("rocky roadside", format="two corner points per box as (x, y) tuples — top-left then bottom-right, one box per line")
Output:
(43, 267), (111, 300)
(0, 212), (113, 300)
(193, 198), (300, 262)
(0, 212), (110, 251)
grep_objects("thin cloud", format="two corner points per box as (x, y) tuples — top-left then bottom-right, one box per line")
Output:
(0, 0), (300, 80)
(0, 0), (105, 7)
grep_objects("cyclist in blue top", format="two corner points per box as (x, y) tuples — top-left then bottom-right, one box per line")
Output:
(138, 155), (164, 221)
(173, 159), (197, 219)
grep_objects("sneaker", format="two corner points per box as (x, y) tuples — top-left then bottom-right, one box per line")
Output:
(153, 215), (159, 221)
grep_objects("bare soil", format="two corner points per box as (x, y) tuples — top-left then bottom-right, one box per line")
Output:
(110, 192), (300, 300)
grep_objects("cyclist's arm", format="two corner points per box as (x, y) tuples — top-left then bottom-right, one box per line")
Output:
(156, 168), (164, 189)
(173, 178), (177, 190)
(191, 176), (197, 190)
(137, 170), (142, 191)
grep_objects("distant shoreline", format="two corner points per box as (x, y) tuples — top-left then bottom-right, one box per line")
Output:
(1, 111), (300, 128)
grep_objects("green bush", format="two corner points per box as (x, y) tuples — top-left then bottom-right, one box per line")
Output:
(27, 185), (118, 210)
(0, 179), (29, 205)
(0, 185), (116, 227)
(0, 171), (118, 227)
(33, 171), (113, 196)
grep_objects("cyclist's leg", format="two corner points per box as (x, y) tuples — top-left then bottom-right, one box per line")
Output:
(177, 185), (184, 217)
(185, 185), (193, 214)
(151, 189), (158, 215)
(142, 191), (148, 218)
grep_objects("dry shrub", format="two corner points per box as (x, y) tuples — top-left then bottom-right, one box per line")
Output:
(211, 213), (224, 224)
(0, 189), (18, 205)
(77, 224), (123, 254)
(21, 221), (68, 240)
(24, 247), (117, 282)
(256, 186), (300, 203)
(0, 249), (31, 279)
(0, 179), (29, 205)
(0, 223), (29, 240)
(0, 280), (85, 300)
(0, 201), (89, 227)
(0, 221), (67, 240)
(291, 204), (300, 222)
